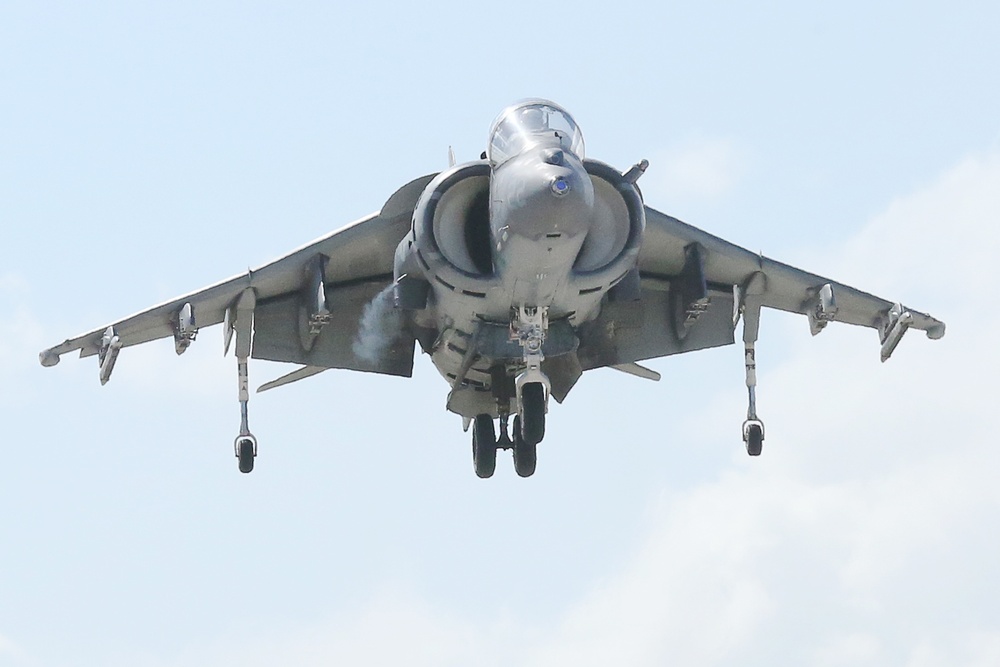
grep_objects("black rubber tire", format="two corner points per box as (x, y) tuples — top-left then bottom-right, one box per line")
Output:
(238, 439), (255, 473)
(472, 414), (497, 478)
(512, 415), (537, 478)
(745, 424), (763, 457)
(520, 382), (546, 446)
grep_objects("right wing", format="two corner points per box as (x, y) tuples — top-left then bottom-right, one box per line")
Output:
(40, 174), (437, 381)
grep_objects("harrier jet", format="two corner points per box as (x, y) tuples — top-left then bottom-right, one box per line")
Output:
(40, 100), (945, 477)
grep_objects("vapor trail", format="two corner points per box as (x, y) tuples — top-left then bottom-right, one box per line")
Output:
(353, 285), (402, 364)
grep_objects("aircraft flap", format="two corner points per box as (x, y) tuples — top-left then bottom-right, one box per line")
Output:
(252, 281), (415, 378)
(576, 286), (736, 370)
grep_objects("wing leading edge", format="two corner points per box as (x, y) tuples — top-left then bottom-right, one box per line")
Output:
(637, 206), (945, 350)
(39, 174), (437, 380)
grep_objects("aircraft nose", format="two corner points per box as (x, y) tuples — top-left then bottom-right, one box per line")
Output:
(533, 148), (587, 202)
(489, 146), (595, 241)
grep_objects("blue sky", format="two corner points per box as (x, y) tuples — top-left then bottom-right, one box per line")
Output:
(2, 2), (998, 665)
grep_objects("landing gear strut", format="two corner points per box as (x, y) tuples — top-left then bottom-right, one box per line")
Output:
(511, 305), (550, 475)
(468, 307), (551, 479)
(512, 305), (549, 446)
(742, 343), (764, 456)
(234, 358), (259, 473)
(737, 276), (765, 456)
(231, 288), (259, 473)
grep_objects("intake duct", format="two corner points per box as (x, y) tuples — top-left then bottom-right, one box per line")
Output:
(412, 163), (494, 279)
(572, 159), (646, 290)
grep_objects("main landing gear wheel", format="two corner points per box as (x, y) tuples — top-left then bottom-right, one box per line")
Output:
(236, 435), (257, 474)
(519, 382), (546, 446)
(472, 414), (497, 479)
(743, 420), (764, 457)
(512, 415), (537, 478)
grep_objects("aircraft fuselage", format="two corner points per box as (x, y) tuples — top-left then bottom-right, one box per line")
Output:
(393, 100), (645, 421)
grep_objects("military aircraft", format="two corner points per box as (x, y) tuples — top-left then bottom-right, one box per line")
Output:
(39, 99), (945, 477)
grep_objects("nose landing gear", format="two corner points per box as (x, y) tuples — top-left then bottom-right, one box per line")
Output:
(512, 304), (550, 447)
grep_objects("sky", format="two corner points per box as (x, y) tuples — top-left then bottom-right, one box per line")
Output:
(1, 2), (998, 665)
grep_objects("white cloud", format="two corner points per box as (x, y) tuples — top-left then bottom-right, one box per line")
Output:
(527, 451), (998, 665)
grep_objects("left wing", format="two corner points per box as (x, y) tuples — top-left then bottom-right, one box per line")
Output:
(576, 205), (944, 372)
(40, 174), (436, 381)
(636, 205), (945, 355)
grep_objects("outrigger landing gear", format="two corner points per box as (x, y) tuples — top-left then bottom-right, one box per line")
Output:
(235, 360), (258, 473)
(736, 275), (765, 457)
(742, 347), (765, 457)
(742, 341), (764, 456)
(230, 288), (259, 474)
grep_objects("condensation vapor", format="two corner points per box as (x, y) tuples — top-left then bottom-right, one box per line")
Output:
(353, 286), (402, 363)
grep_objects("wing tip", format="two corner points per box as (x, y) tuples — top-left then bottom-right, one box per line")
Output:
(39, 349), (61, 367)
(926, 321), (946, 340)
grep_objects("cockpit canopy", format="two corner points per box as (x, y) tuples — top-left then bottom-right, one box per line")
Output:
(487, 100), (585, 167)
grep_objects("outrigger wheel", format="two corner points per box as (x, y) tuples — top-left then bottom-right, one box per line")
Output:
(236, 435), (257, 474)
(472, 414), (497, 478)
(743, 420), (764, 457)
